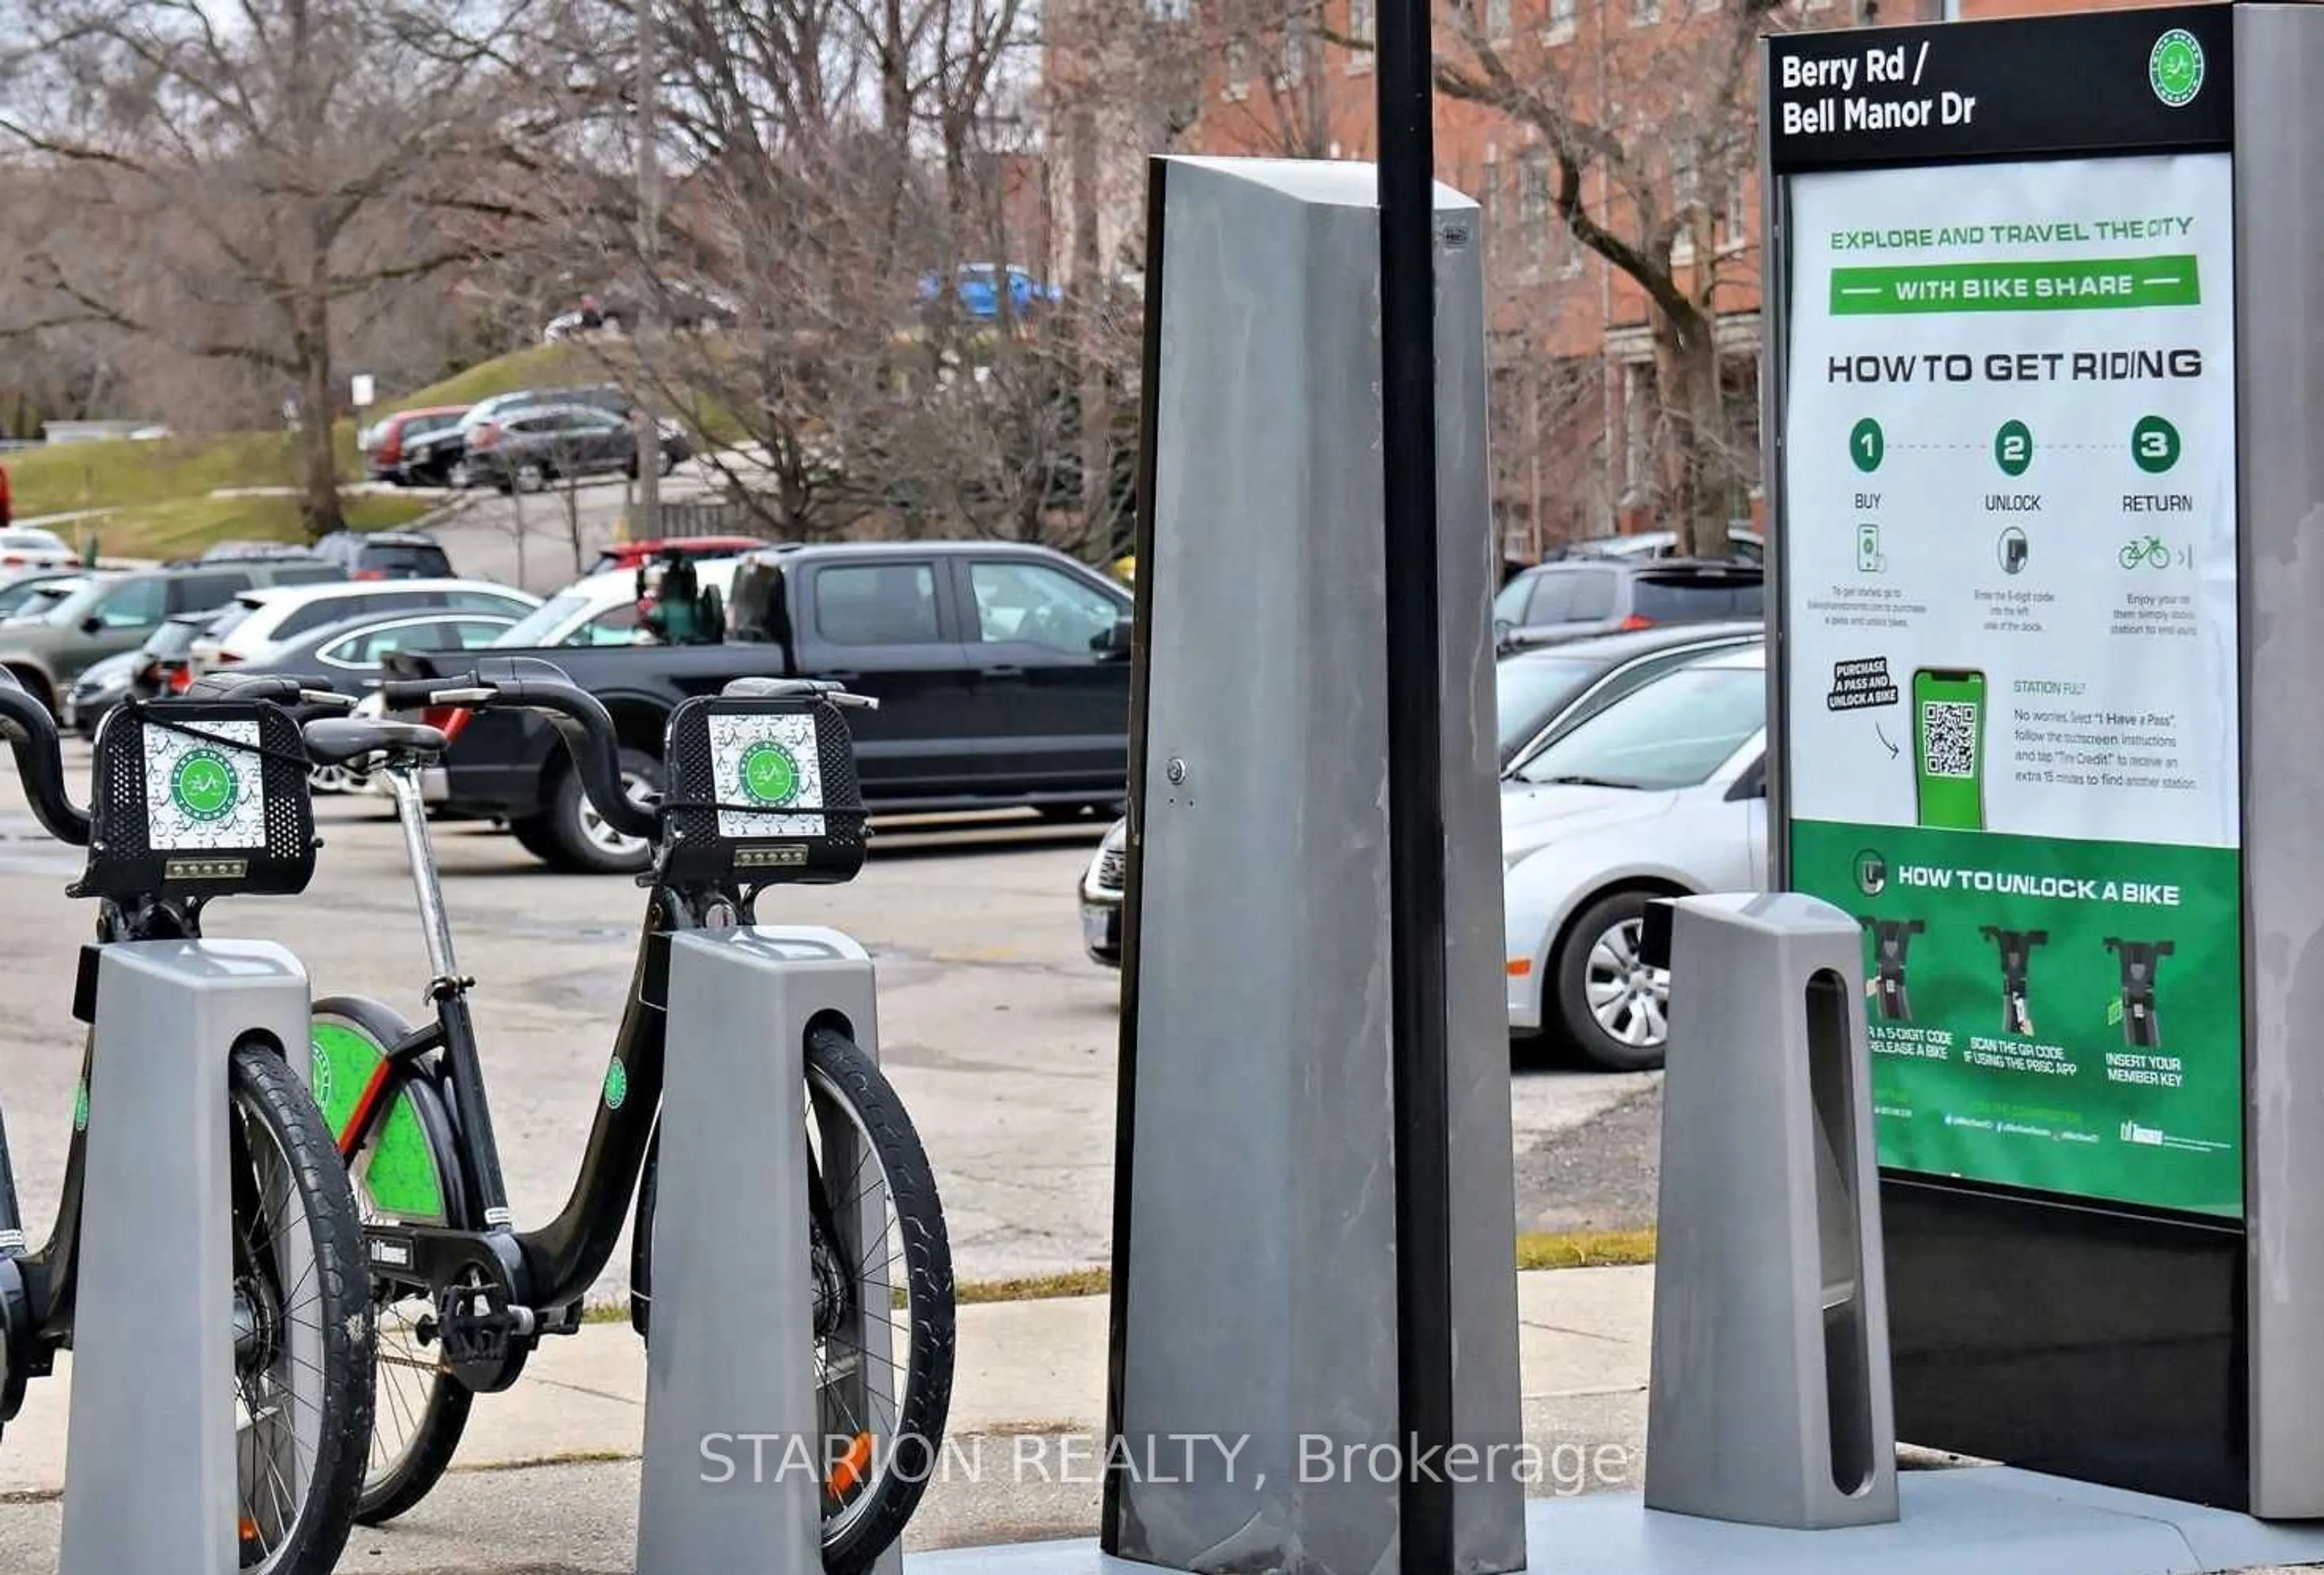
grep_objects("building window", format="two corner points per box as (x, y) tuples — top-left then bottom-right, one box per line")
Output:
(1716, 171), (1748, 246)
(1632, 0), (1663, 24)
(1485, 0), (1512, 38)
(1347, 0), (1376, 69)
(1546, 0), (1577, 40)
(1519, 152), (1551, 269)
(1276, 23), (1307, 85)
(1224, 35), (1250, 98)
(1147, 0), (1192, 18)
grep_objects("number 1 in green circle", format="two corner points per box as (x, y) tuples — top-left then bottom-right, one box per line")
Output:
(1994, 419), (2033, 478)
(1850, 417), (1883, 474)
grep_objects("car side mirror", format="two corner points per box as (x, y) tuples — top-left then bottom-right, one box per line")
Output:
(1091, 614), (1133, 656)
(1492, 617), (1513, 648)
(80, 614), (103, 634)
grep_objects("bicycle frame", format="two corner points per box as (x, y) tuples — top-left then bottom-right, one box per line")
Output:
(338, 764), (706, 1349)
(1, 898), (243, 1417)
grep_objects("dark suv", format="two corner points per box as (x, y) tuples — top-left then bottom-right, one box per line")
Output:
(313, 530), (455, 581)
(1492, 559), (1763, 653)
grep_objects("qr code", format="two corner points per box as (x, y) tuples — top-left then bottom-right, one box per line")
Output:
(1922, 701), (1978, 778)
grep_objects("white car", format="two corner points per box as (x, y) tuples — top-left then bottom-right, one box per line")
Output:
(490, 559), (744, 649)
(192, 579), (541, 675)
(1502, 642), (1767, 1071)
(0, 528), (78, 571)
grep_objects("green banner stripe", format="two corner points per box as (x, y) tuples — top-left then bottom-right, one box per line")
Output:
(1830, 256), (2201, 315)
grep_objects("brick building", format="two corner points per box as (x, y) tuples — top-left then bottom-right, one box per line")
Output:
(1166, 0), (2191, 557)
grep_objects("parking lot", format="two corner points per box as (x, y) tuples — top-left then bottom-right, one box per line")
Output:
(0, 745), (1659, 1298)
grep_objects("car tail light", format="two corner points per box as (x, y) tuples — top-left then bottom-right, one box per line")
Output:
(1617, 615), (1655, 631)
(353, 568), (387, 580)
(379, 427), (402, 464)
(471, 422), (501, 450)
(421, 705), (474, 743)
(168, 665), (194, 693)
(0, 555), (21, 568)
(215, 650), (242, 665)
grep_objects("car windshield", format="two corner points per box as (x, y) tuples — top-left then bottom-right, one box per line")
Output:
(1512, 661), (1764, 790)
(1495, 656), (1603, 752)
(363, 544), (449, 574)
(491, 594), (590, 647)
(142, 620), (206, 657)
(37, 580), (113, 625)
(5, 582), (83, 622)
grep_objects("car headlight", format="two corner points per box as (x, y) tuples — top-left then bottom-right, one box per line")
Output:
(1099, 818), (1128, 856)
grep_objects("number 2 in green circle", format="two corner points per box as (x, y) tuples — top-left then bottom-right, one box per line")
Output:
(1994, 419), (2033, 478)
(1850, 417), (1883, 474)
(2132, 415), (2181, 475)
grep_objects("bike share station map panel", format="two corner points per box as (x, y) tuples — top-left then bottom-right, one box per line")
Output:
(1768, 2), (2324, 1517)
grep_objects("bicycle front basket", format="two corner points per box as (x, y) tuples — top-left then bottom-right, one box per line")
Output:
(662, 691), (868, 887)
(73, 699), (317, 903)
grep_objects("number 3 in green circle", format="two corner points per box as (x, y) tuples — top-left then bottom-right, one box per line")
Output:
(2132, 415), (2181, 475)
(1849, 417), (1883, 474)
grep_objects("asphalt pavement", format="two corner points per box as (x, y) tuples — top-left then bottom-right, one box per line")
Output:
(0, 745), (1663, 1300)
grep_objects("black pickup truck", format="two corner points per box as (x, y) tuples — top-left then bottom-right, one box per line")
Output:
(389, 540), (1134, 871)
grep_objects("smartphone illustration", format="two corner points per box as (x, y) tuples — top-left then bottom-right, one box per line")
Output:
(1913, 667), (1986, 830)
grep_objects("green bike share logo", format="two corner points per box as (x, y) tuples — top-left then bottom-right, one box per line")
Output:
(169, 747), (241, 823)
(739, 740), (804, 807)
(2149, 28), (2205, 108)
(73, 1080), (88, 1132)
(604, 1056), (629, 1111)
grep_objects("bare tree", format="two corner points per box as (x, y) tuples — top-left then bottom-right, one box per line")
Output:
(0, 0), (553, 536)
(1422, 0), (1790, 554)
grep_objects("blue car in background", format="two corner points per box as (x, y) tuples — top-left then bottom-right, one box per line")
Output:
(919, 263), (1060, 320)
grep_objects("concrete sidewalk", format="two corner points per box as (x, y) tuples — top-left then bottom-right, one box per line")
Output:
(0, 1265), (1655, 1499)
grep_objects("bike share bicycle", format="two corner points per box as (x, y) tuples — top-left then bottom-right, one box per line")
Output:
(309, 657), (955, 1573)
(0, 669), (373, 1573)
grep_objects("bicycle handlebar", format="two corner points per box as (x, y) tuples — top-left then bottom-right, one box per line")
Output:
(382, 659), (659, 843)
(0, 672), (90, 847)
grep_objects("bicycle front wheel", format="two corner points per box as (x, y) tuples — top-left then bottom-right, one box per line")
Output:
(632, 1024), (956, 1575)
(227, 1039), (375, 1574)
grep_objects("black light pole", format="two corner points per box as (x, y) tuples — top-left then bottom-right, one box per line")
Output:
(1375, 0), (1454, 1570)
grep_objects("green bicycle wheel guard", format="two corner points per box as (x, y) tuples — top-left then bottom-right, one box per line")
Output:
(311, 1022), (448, 1223)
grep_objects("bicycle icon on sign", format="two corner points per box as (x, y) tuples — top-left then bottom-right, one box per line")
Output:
(2120, 534), (2174, 570)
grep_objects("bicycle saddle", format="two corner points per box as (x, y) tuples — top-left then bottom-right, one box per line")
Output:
(302, 717), (448, 765)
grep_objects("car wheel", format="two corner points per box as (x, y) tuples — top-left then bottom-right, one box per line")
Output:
(542, 749), (662, 873)
(513, 461), (549, 494)
(508, 814), (561, 861)
(447, 459), (472, 489)
(1553, 889), (1672, 1073)
(309, 763), (358, 795)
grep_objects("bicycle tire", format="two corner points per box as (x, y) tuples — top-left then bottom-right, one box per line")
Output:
(312, 998), (478, 1527)
(226, 1039), (375, 1575)
(632, 1025), (956, 1575)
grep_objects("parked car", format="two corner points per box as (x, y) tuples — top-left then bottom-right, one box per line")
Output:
(1078, 623), (1765, 970)
(59, 649), (140, 738)
(399, 421), (471, 489)
(2, 576), (88, 625)
(489, 560), (745, 650)
(359, 406), (469, 484)
(467, 404), (689, 493)
(312, 530), (455, 581)
(0, 528), (77, 571)
(382, 541), (1134, 873)
(1495, 621), (1762, 769)
(0, 558), (347, 714)
(586, 536), (764, 577)
(1491, 559), (1762, 653)
(456, 385), (635, 446)
(1558, 527), (1765, 564)
(191, 578), (540, 677)
(194, 542), (335, 565)
(126, 607), (255, 706)
(0, 570), (86, 620)
(1080, 818), (1131, 966)
(1502, 642), (1767, 1071)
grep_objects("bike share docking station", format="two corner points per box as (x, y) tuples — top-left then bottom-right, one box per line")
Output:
(635, 682), (902, 1575)
(909, 10), (2324, 1573)
(4, 686), (330, 1575)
